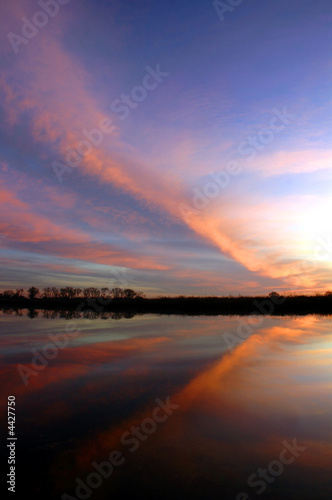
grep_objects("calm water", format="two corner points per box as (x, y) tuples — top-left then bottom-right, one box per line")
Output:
(1, 311), (332, 499)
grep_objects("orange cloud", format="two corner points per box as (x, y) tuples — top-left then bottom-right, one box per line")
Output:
(1, 7), (330, 290)
(0, 179), (168, 270)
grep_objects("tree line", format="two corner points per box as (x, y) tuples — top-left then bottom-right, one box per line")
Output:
(0, 287), (145, 300)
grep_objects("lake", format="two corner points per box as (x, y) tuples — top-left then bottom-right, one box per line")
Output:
(1, 311), (332, 499)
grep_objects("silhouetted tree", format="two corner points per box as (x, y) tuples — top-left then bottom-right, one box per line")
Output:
(66, 287), (75, 299)
(111, 287), (123, 299)
(51, 287), (60, 298)
(123, 288), (136, 299)
(83, 287), (101, 298)
(28, 287), (39, 300)
(27, 308), (39, 319)
(43, 287), (53, 298)
(101, 287), (110, 298)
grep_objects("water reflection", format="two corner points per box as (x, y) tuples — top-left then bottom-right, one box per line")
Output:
(0, 313), (331, 499)
(0, 307), (137, 320)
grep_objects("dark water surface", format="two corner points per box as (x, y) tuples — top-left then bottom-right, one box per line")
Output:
(1, 311), (332, 499)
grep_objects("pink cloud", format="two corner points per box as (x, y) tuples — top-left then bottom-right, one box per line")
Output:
(1, 7), (330, 291)
(251, 149), (332, 175)
(0, 178), (168, 270)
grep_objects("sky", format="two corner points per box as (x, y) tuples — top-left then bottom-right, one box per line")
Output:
(0, 0), (331, 296)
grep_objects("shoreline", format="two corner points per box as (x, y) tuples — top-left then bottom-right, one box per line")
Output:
(1, 294), (332, 316)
